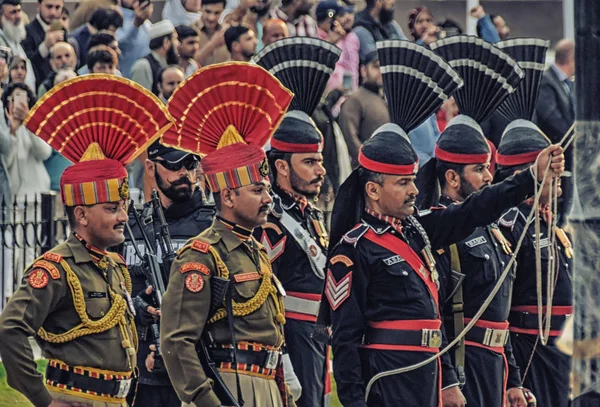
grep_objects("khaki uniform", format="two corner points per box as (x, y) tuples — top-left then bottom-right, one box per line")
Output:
(0, 233), (137, 407)
(161, 218), (293, 407)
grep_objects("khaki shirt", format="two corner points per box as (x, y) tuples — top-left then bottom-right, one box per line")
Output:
(193, 20), (231, 66)
(161, 218), (286, 407)
(0, 234), (137, 407)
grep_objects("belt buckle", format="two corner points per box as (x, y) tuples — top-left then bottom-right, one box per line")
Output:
(265, 350), (280, 370)
(422, 329), (442, 348)
(485, 328), (508, 347)
(115, 378), (132, 398)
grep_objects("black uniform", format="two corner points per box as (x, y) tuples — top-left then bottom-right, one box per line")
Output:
(122, 190), (215, 407)
(327, 170), (536, 407)
(254, 184), (330, 407)
(499, 202), (573, 407)
(437, 196), (522, 407)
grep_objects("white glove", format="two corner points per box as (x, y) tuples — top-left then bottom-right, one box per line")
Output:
(283, 353), (302, 401)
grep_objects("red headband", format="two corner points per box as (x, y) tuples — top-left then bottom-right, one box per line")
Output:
(270, 138), (323, 153)
(358, 149), (418, 175)
(496, 150), (542, 166)
(434, 145), (490, 164)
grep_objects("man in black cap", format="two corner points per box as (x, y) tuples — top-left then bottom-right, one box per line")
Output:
(253, 37), (339, 407)
(318, 40), (565, 407)
(495, 120), (573, 407)
(416, 116), (528, 407)
(121, 140), (216, 407)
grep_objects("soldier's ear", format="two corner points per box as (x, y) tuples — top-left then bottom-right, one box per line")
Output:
(221, 188), (235, 209)
(74, 206), (88, 227)
(144, 159), (155, 177)
(274, 158), (289, 177)
(365, 180), (381, 201)
(445, 169), (460, 189)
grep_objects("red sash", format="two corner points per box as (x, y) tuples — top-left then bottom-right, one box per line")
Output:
(364, 230), (439, 307)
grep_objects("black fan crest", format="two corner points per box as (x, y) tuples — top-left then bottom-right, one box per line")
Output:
(496, 38), (550, 122)
(253, 37), (341, 116)
(376, 40), (463, 133)
(430, 35), (525, 123)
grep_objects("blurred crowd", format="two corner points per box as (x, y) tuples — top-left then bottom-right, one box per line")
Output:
(0, 0), (574, 216)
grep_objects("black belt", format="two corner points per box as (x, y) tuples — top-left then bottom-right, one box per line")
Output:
(210, 348), (282, 370)
(46, 365), (132, 398)
(363, 327), (443, 348)
(509, 311), (568, 331)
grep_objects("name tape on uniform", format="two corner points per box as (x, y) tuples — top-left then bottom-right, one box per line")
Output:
(465, 236), (487, 248)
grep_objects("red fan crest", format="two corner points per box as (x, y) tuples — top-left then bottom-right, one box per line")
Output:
(24, 74), (174, 165)
(164, 62), (293, 155)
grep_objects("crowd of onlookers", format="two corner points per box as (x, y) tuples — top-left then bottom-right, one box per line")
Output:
(0, 0), (574, 211)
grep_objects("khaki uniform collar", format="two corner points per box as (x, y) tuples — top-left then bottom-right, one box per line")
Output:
(211, 217), (249, 253)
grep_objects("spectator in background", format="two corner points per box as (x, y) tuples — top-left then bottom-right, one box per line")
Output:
(0, 83), (51, 200)
(192, 0), (230, 66)
(0, 0), (36, 91)
(22, 0), (65, 89)
(471, 5), (501, 43)
(270, 0), (318, 38)
(77, 30), (121, 75)
(157, 65), (184, 103)
(224, 25), (257, 62)
(353, 0), (405, 60)
(222, 0), (272, 50)
(69, 7), (123, 67)
(68, 0), (116, 31)
(338, 51), (388, 168)
(8, 55), (27, 84)
(261, 18), (288, 47)
(60, 6), (69, 30)
(163, 0), (202, 26)
(37, 41), (76, 96)
(117, 0), (152, 78)
(175, 25), (199, 77)
(535, 39), (575, 225)
(87, 44), (118, 74)
(491, 14), (510, 40)
(130, 20), (179, 95)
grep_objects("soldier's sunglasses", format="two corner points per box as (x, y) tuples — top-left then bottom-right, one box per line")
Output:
(153, 156), (199, 172)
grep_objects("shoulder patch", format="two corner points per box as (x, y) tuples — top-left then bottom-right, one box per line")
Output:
(185, 273), (205, 292)
(342, 223), (369, 245)
(499, 208), (519, 229)
(32, 260), (61, 280)
(43, 252), (63, 263)
(191, 240), (210, 254)
(330, 254), (353, 267)
(263, 222), (283, 235)
(180, 262), (210, 275)
(29, 269), (49, 288)
(325, 269), (352, 311)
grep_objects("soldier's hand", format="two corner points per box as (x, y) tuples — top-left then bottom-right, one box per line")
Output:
(442, 385), (466, 407)
(506, 387), (528, 407)
(146, 344), (157, 372)
(535, 144), (565, 181)
(133, 286), (160, 326)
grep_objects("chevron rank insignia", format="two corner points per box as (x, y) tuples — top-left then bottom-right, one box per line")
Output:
(260, 231), (286, 263)
(325, 269), (352, 311)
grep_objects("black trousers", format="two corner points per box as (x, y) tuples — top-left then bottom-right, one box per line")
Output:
(359, 348), (439, 407)
(462, 346), (505, 407)
(511, 333), (571, 407)
(130, 384), (181, 407)
(285, 318), (327, 407)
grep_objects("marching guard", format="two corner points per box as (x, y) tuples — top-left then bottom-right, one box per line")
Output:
(0, 75), (174, 407)
(159, 63), (297, 407)
(253, 37), (342, 407)
(316, 40), (565, 407)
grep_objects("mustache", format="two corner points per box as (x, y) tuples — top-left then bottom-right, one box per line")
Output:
(311, 176), (325, 185)
(404, 195), (416, 204)
(114, 223), (125, 230)
(258, 204), (271, 214)
(171, 177), (192, 187)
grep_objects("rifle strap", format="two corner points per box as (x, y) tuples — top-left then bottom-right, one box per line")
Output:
(450, 243), (466, 386)
(226, 283), (245, 407)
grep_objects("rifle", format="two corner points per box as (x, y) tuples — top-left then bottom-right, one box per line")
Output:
(126, 202), (166, 356)
(150, 190), (176, 284)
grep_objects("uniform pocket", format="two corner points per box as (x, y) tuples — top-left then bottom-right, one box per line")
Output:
(85, 298), (112, 319)
(233, 279), (261, 301)
(464, 245), (496, 284)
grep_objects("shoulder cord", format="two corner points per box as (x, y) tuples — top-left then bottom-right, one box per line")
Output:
(37, 259), (137, 369)
(364, 125), (575, 401)
(206, 243), (285, 326)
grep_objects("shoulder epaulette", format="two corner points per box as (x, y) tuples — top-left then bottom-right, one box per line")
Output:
(192, 240), (211, 253)
(271, 195), (283, 219)
(342, 223), (369, 245)
(32, 259), (61, 280)
(498, 207), (521, 229)
(43, 251), (63, 263)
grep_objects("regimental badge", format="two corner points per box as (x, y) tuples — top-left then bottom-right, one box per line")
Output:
(428, 330), (442, 348)
(259, 158), (269, 178)
(309, 244), (318, 258)
(119, 177), (129, 200)
(96, 256), (109, 272)
(29, 269), (49, 289)
(185, 273), (205, 292)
